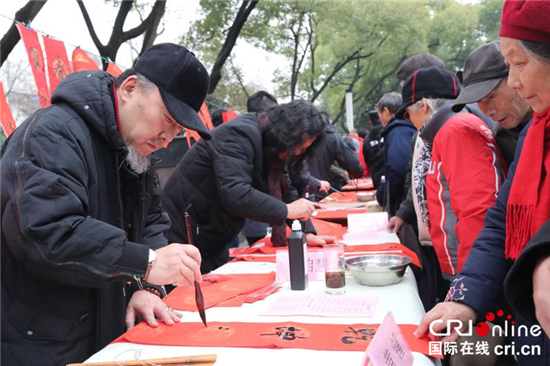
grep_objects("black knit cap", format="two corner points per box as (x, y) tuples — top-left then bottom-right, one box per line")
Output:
(134, 43), (211, 139)
(395, 66), (461, 119)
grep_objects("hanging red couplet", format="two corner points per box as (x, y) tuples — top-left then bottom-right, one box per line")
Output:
(199, 102), (214, 130)
(222, 109), (238, 123)
(72, 48), (99, 72)
(0, 82), (17, 137)
(15, 23), (50, 108)
(42, 35), (71, 94)
(185, 102), (214, 148)
(106, 61), (122, 77)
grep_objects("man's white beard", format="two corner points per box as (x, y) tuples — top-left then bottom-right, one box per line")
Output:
(126, 144), (151, 174)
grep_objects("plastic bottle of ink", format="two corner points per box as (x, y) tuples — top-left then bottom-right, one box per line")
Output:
(288, 220), (308, 290)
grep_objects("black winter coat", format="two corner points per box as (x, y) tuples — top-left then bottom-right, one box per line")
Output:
(375, 118), (416, 215)
(363, 123), (385, 188)
(1, 71), (169, 365)
(307, 124), (363, 182)
(162, 113), (289, 274)
(506, 219), (550, 330)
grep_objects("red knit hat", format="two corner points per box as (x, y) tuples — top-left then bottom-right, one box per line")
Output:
(499, 0), (550, 43)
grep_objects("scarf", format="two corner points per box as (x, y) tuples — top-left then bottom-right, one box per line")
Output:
(258, 113), (291, 247)
(505, 107), (550, 260)
(414, 125), (433, 229)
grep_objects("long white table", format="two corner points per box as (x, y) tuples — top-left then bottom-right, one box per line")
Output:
(85, 256), (440, 365)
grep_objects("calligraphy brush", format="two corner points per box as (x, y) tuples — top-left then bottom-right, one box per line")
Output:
(329, 186), (345, 195)
(184, 208), (207, 327)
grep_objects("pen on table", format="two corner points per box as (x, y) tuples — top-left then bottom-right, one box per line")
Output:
(184, 210), (207, 327)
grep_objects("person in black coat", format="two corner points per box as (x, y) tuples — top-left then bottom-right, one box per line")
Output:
(363, 110), (385, 188)
(374, 92), (416, 215)
(307, 111), (363, 198)
(1, 44), (208, 365)
(242, 91), (278, 245)
(162, 100), (331, 274)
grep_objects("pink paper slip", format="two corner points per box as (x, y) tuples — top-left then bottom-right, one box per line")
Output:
(261, 294), (378, 318)
(363, 312), (414, 366)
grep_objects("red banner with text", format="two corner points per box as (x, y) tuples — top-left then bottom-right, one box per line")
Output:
(0, 82), (17, 137)
(16, 24), (50, 108)
(42, 35), (71, 94)
(72, 48), (99, 72)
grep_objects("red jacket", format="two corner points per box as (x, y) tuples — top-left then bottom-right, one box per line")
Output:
(426, 113), (507, 277)
(356, 137), (370, 177)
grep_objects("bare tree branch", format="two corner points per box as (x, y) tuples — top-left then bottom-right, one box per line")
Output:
(289, 12), (312, 100)
(77, 0), (166, 70)
(76, 0), (108, 56)
(228, 57), (250, 98)
(209, 0), (259, 94)
(140, 0), (167, 55)
(310, 49), (373, 103)
(1, 0), (49, 66)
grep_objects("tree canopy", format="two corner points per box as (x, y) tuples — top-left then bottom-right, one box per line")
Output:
(185, 0), (503, 130)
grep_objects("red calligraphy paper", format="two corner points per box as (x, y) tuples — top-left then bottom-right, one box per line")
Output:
(342, 178), (374, 191)
(313, 207), (368, 221)
(0, 82), (17, 136)
(321, 191), (359, 203)
(106, 61), (122, 77)
(164, 273), (275, 311)
(72, 48), (99, 72)
(42, 35), (71, 94)
(345, 243), (421, 268)
(231, 242), (420, 269)
(122, 321), (437, 358)
(16, 24), (50, 108)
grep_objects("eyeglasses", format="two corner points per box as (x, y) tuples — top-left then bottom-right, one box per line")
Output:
(403, 110), (411, 121)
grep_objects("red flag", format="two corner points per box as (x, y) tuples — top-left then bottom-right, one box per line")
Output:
(106, 61), (122, 77)
(222, 109), (238, 123)
(42, 35), (71, 94)
(72, 48), (99, 72)
(15, 24), (50, 108)
(0, 82), (17, 137)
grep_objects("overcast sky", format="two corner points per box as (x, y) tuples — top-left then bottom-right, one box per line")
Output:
(0, 0), (281, 94)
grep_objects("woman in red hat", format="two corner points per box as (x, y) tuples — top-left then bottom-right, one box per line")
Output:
(414, 1), (550, 365)
(499, 0), (550, 346)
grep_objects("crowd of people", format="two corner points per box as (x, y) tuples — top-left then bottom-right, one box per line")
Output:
(2, 1), (550, 365)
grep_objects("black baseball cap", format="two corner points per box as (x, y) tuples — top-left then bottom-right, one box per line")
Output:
(395, 67), (461, 120)
(134, 43), (211, 139)
(452, 41), (509, 113)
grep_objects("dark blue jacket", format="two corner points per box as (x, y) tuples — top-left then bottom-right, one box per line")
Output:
(446, 120), (550, 365)
(376, 118), (416, 214)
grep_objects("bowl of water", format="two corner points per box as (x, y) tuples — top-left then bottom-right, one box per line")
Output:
(345, 255), (411, 286)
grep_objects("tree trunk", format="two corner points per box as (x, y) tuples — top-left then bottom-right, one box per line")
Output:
(1, 1), (48, 66)
(139, 1), (166, 56)
(77, 0), (166, 70)
(208, 0), (259, 94)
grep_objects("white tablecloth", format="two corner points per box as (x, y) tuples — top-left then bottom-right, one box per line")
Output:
(85, 256), (440, 366)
